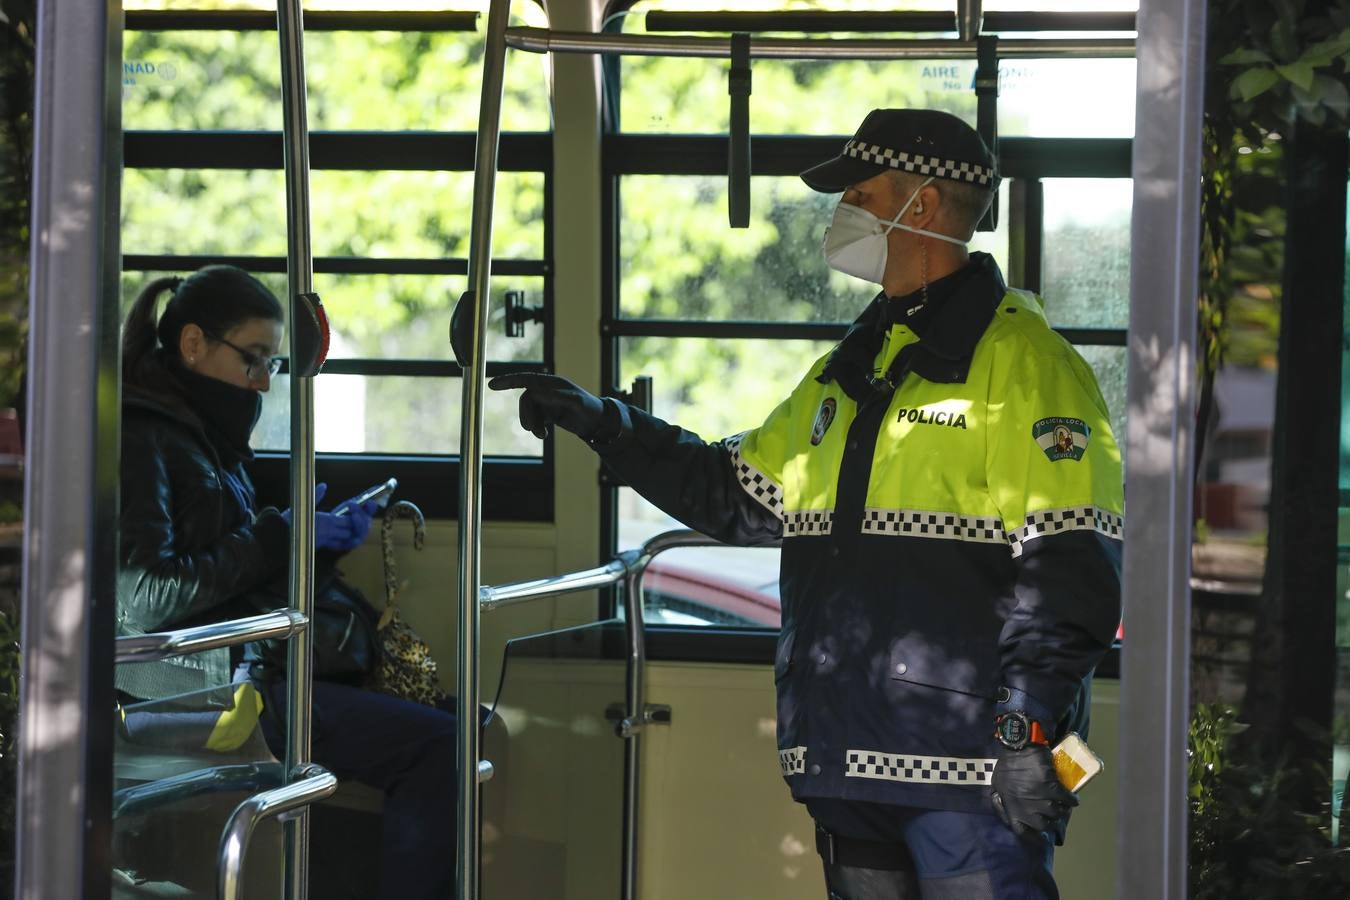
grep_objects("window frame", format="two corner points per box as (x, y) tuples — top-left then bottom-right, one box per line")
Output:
(598, 5), (1133, 642)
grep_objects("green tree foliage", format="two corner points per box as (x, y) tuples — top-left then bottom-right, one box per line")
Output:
(1191, 0), (1350, 891)
(1197, 0), (1350, 445)
(0, 2), (29, 895)
(0, 0), (30, 408)
(1189, 705), (1350, 897)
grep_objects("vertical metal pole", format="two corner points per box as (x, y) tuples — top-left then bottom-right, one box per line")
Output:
(1120, 0), (1204, 896)
(17, 3), (122, 898)
(620, 563), (649, 900)
(276, 3), (319, 899)
(958, 0), (983, 41)
(459, 0), (511, 896)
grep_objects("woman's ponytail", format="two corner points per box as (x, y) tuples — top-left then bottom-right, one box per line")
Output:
(122, 266), (283, 391)
(121, 276), (181, 387)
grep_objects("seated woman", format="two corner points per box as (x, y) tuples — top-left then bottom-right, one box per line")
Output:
(117, 264), (458, 900)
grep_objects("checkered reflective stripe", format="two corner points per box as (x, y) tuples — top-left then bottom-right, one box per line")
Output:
(785, 509), (833, 537)
(1007, 505), (1125, 558)
(780, 746), (807, 776)
(845, 750), (997, 786)
(843, 140), (996, 186)
(861, 508), (1005, 544)
(725, 433), (785, 520)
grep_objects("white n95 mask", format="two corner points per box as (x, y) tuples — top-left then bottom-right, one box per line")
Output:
(822, 176), (967, 285)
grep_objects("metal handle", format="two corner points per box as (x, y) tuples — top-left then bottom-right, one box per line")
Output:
(115, 609), (308, 664)
(504, 289), (545, 338)
(727, 33), (751, 228)
(625, 376), (653, 415)
(217, 764), (338, 900)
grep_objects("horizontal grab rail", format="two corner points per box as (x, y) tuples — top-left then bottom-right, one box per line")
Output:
(116, 609), (309, 664)
(504, 27), (1135, 60)
(479, 556), (633, 610)
(217, 764), (338, 900)
(114, 762), (285, 820)
(480, 529), (775, 612)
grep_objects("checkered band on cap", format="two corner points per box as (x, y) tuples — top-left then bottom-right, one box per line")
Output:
(844, 140), (996, 186)
(845, 750), (997, 786)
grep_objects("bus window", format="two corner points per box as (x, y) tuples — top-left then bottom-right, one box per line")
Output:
(121, 1), (556, 517)
(605, 2), (1131, 628)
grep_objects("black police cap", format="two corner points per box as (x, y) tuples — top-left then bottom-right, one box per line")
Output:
(800, 108), (999, 194)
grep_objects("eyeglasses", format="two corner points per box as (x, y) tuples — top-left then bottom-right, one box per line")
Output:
(207, 334), (284, 381)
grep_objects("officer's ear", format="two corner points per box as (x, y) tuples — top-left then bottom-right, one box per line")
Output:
(911, 182), (941, 228)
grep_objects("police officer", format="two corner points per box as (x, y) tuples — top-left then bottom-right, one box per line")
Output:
(492, 108), (1123, 900)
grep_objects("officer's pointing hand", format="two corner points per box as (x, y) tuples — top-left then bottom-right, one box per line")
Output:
(488, 372), (612, 441)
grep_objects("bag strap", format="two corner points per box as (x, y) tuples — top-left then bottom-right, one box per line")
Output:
(380, 499), (426, 615)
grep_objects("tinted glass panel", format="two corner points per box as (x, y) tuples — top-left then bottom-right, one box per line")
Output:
(619, 175), (1007, 322)
(254, 374), (536, 456)
(312, 274), (546, 363)
(1075, 343), (1128, 463)
(1041, 178), (1132, 329)
(121, 169), (545, 261)
(122, 6), (551, 132)
(617, 336), (835, 441)
(119, 272), (546, 363)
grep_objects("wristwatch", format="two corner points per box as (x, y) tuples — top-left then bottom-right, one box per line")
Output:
(994, 711), (1049, 750)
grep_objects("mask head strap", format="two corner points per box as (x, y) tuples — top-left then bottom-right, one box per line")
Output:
(881, 176), (967, 247)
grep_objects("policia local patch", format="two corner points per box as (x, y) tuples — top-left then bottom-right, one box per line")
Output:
(1033, 417), (1090, 461)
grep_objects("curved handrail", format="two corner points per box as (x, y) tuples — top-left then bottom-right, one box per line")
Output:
(115, 609), (308, 664)
(478, 531), (751, 617)
(114, 762), (285, 820)
(216, 763), (338, 900)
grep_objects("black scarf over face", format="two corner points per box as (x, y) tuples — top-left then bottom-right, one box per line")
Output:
(172, 361), (263, 466)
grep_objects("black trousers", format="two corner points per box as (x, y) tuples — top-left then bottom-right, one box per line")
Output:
(811, 800), (1058, 900)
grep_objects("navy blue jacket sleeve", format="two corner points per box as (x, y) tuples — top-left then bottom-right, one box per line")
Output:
(594, 400), (784, 547)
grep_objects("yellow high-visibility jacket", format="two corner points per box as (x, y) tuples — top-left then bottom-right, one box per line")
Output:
(599, 254), (1123, 815)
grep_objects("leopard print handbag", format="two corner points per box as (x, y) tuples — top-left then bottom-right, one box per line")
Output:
(375, 499), (449, 708)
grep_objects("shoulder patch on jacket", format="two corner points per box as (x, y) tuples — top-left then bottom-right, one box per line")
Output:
(1033, 417), (1090, 461)
(810, 398), (837, 446)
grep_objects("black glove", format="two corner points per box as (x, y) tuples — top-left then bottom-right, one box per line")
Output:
(990, 744), (1079, 840)
(488, 372), (616, 442)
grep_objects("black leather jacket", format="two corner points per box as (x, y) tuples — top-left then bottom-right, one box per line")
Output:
(116, 384), (288, 698)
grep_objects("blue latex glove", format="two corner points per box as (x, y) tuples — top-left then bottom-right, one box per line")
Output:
(282, 483), (377, 553)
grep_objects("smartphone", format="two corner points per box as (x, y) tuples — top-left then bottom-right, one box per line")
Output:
(334, 477), (398, 515)
(1051, 732), (1103, 793)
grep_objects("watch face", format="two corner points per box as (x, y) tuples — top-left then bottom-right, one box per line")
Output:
(997, 713), (1029, 749)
